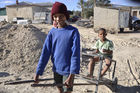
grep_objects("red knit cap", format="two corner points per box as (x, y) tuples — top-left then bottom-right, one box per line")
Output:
(51, 2), (69, 20)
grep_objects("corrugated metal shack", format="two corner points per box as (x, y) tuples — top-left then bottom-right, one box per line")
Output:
(6, 2), (53, 23)
(94, 6), (130, 33)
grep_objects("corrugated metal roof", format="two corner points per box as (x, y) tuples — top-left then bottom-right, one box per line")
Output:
(6, 2), (53, 7)
(35, 2), (53, 7)
(6, 2), (32, 7)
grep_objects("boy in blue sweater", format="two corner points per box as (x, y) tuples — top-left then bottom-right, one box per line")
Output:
(34, 2), (80, 93)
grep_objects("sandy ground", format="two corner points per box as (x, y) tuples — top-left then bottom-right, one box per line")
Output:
(0, 22), (140, 93)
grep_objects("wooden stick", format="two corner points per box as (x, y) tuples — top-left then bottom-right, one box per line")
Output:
(4, 78), (53, 85)
(31, 83), (100, 87)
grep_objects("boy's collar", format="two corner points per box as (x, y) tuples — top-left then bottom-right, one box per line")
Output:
(54, 25), (69, 30)
(99, 38), (107, 42)
(57, 23), (67, 28)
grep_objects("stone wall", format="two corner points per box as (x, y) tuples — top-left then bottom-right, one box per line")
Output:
(94, 7), (119, 33)
(6, 6), (33, 22)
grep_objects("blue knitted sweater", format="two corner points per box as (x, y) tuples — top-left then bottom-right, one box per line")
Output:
(36, 25), (80, 76)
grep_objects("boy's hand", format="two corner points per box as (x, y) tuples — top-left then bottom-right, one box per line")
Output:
(102, 49), (112, 54)
(102, 49), (107, 52)
(34, 75), (39, 84)
(95, 49), (99, 53)
(64, 74), (74, 88)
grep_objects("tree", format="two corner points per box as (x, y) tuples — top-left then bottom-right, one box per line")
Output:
(72, 10), (81, 17)
(77, 0), (94, 18)
(77, 0), (111, 19)
(96, 0), (111, 5)
(84, 0), (94, 18)
(77, 0), (85, 18)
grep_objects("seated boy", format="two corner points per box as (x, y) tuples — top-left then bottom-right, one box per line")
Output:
(87, 28), (114, 78)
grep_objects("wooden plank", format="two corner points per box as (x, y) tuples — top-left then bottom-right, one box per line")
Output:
(4, 78), (53, 85)
(76, 74), (118, 92)
(75, 74), (112, 85)
(82, 53), (97, 57)
(31, 83), (99, 87)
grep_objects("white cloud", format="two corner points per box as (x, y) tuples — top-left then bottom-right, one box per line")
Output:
(0, 0), (14, 4)
(111, 0), (120, 4)
(111, 0), (140, 6)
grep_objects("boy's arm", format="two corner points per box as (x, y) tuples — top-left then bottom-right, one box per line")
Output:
(103, 41), (114, 54)
(95, 49), (99, 53)
(70, 30), (80, 75)
(34, 74), (39, 84)
(34, 33), (52, 83)
(64, 74), (75, 87)
(92, 40), (99, 54)
(36, 32), (52, 76)
(64, 30), (80, 87)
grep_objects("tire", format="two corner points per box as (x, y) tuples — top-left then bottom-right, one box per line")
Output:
(133, 24), (138, 31)
(120, 28), (124, 33)
(134, 28), (138, 32)
(133, 21), (140, 31)
(112, 77), (118, 92)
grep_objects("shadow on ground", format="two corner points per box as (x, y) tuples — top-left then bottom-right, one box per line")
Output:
(0, 72), (10, 77)
(117, 85), (140, 93)
(118, 30), (140, 34)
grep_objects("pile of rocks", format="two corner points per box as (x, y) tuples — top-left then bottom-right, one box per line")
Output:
(0, 23), (50, 75)
(76, 19), (93, 28)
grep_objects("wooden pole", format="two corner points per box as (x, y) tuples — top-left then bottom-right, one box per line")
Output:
(93, 0), (96, 29)
(16, 0), (19, 5)
(94, 0), (96, 7)
(4, 78), (53, 85)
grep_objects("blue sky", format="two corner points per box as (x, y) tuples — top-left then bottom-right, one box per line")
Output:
(111, 0), (140, 6)
(0, 0), (81, 10)
(0, 0), (140, 10)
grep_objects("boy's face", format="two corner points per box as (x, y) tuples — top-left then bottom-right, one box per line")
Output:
(53, 13), (67, 28)
(98, 30), (107, 41)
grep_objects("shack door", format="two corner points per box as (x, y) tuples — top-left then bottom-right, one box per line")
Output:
(119, 11), (130, 28)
